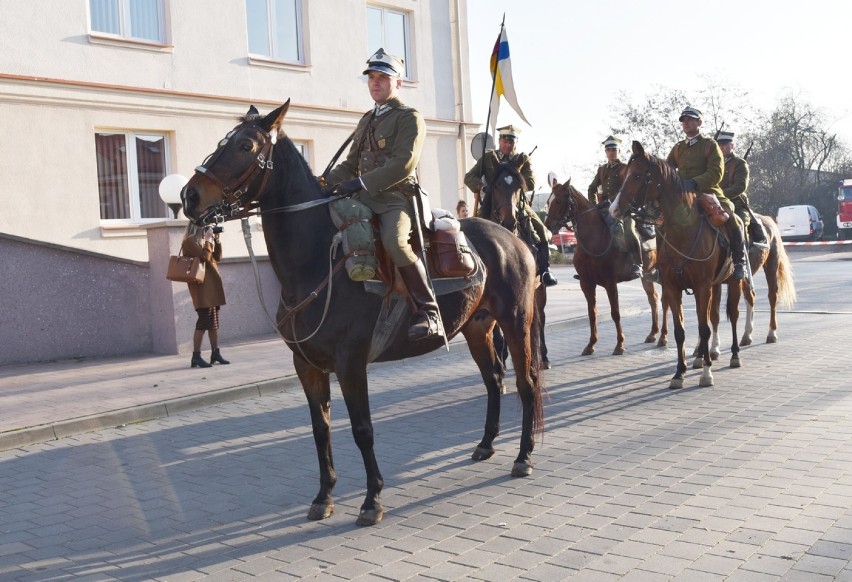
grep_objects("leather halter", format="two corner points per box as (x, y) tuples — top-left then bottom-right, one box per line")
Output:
(192, 124), (275, 224)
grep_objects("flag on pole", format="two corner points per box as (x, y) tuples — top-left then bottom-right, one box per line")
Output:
(488, 26), (530, 135)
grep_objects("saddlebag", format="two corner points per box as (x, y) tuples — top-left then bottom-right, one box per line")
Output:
(427, 229), (475, 278)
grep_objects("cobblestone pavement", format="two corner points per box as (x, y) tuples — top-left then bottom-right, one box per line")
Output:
(1, 304), (851, 581)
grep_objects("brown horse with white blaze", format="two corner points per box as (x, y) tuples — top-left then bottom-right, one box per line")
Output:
(611, 141), (744, 389)
(180, 102), (545, 526)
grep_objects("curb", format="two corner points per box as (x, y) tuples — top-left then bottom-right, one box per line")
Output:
(0, 312), (610, 451)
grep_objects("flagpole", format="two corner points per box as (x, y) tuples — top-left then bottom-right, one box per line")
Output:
(482, 13), (505, 163)
(475, 14), (505, 216)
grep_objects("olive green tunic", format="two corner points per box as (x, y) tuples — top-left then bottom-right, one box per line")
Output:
(667, 134), (732, 214)
(588, 160), (625, 203)
(721, 154), (752, 228)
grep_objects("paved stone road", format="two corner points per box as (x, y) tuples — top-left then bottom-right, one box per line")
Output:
(2, 304), (851, 581)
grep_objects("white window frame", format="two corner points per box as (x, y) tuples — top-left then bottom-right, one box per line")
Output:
(89, 0), (166, 45)
(245, 0), (304, 64)
(366, 5), (412, 80)
(95, 131), (172, 225)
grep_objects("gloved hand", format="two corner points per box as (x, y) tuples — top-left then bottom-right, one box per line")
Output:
(332, 178), (364, 197)
(683, 178), (698, 192)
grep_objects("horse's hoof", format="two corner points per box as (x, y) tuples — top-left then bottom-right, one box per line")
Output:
(710, 350), (720, 361)
(612, 347), (625, 356)
(644, 334), (657, 343)
(669, 378), (684, 390)
(766, 334), (778, 344)
(740, 337), (752, 347)
(692, 357), (703, 369)
(730, 357), (741, 368)
(511, 461), (533, 477)
(472, 446), (495, 461)
(699, 375), (714, 387)
(658, 338), (668, 347)
(541, 358), (552, 370)
(356, 505), (384, 527)
(307, 502), (334, 521)
(581, 347), (595, 356)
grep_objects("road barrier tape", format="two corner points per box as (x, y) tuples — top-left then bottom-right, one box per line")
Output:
(783, 239), (852, 246)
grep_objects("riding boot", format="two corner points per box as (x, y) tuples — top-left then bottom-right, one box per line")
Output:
(191, 351), (212, 368)
(537, 241), (558, 287)
(210, 348), (230, 365)
(748, 219), (769, 248)
(729, 220), (747, 280)
(398, 260), (443, 341)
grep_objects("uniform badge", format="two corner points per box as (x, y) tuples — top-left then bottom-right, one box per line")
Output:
(377, 138), (386, 149)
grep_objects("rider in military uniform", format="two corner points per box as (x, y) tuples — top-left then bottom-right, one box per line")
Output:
(328, 49), (442, 341)
(717, 130), (768, 248)
(667, 106), (746, 280)
(589, 136), (642, 280)
(463, 125), (558, 287)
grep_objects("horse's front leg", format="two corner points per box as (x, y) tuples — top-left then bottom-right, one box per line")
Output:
(294, 354), (337, 522)
(336, 355), (384, 527)
(695, 284), (721, 365)
(536, 285), (550, 369)
(461, 317), (503, 462)
(740, 284), (756, 346)
(695, 286), (714, 387)
(580, 279), (598, 356)
(666, 289), (687, 389)
(603, 282), (625, 355)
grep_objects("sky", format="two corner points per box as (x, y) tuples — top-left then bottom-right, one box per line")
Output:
(465, 0), (852, 201)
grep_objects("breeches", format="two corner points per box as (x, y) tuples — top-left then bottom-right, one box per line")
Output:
(731, 195), (751, 228)
(524, 207), (549, 243)
(379, 207), (418, 266)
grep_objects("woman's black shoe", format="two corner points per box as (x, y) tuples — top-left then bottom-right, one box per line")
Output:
(191, 351), (212, 368)
(210, 348), (230, 365)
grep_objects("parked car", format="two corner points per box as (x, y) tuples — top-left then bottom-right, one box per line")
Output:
(551, 227), (576, 252)
(776, 205), (824, 242)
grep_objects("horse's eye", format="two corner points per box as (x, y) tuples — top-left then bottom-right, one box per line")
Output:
(240, 142), (253, 152)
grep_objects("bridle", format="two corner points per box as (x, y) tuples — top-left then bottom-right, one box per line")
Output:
(190, 123), (276, 225)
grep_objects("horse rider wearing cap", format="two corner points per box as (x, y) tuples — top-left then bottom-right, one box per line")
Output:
(463, 125), (558, 287)
(589, 136), (642, 281)
(717, 130), (768, 248)
(667, 106), (747, 280)
(327, 48), (442, 341)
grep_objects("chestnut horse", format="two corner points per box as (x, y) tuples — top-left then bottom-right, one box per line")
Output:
(544, 177), (667, 355)
(181, 102), (544, 526)
(481, 158), (551, 369)
(611, 141), (744, 389)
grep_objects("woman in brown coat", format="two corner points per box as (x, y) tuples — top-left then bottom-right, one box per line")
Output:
(181, 225), (229, 368)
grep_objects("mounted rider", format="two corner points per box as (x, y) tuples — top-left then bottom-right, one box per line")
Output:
(463, 125), (558, 287)
(667, 106), (747, 280)
(327, 48), (442, 341)
(588, 135), (642, 280)
(717, 130), (768, 249)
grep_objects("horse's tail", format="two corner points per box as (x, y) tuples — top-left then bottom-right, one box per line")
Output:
(529, 294), (546, 438)
(774, 237), (797, 310)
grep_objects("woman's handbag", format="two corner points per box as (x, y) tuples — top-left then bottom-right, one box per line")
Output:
(166, 253), (206, 284)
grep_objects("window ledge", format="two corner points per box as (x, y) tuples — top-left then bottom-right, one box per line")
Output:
(247, 56), (310, 72)
(88, 33), (173, 53)
(101, 222), (160, 238)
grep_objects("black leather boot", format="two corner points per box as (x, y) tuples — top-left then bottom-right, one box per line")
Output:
(398, 260), (443, 341)
(729, 220), (747, 280)
(210, 348), (230, 365)
(537, 241), (558, 286)
(191, 351), (211, 368)
(748, 219), (769, 248)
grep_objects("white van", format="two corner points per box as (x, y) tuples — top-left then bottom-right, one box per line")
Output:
(776, 205), (824, 241)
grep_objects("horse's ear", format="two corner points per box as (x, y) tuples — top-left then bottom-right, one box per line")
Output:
(632, 140), (645, 157)
(261, 99), (291, 143)
(247, 105), (259, 116)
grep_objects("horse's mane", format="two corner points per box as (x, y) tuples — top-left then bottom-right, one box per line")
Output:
(638, 153), (695, 207)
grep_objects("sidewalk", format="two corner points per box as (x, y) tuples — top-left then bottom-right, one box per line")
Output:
(1, 265), (617, 451)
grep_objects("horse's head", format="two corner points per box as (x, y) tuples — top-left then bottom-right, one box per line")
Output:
(487, 158), (528, 232)
(182, 101), (290, 225)
(543, 175), (579, 235)
(610, 140), (659, 221)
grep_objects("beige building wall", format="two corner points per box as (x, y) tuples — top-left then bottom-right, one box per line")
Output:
(0, 0), (477, 262)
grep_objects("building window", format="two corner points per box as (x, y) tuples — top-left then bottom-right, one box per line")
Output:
(366, 5), (411, 79)
(89, 0), (165, 43)
(246, 0), (303, 63)
(292, 140), (309, 163)
(95, 132), (170, 222)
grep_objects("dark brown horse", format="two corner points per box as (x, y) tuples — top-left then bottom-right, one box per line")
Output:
(482, 158), (551, 369)
(611, 141), (743, 389)
(180, 102), (544, 526)
(544, 177), (667, 355)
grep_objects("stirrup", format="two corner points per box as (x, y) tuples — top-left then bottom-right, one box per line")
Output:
(408, 312), (442, 341)
(751, 239), (769, 249)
